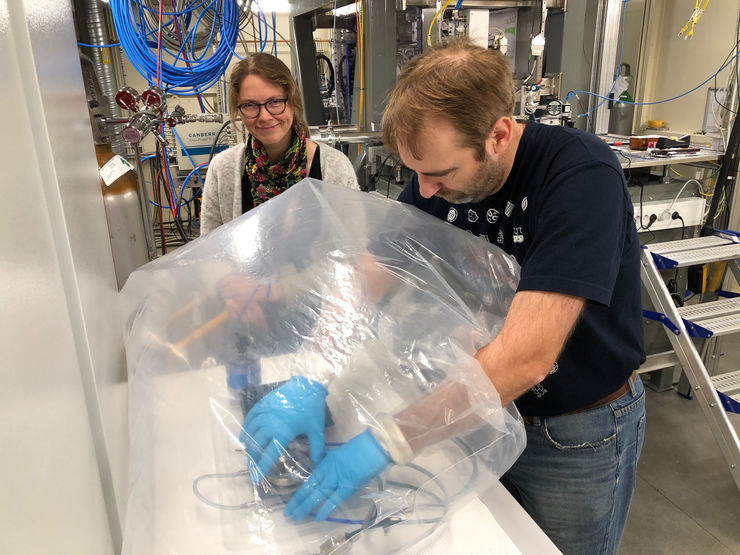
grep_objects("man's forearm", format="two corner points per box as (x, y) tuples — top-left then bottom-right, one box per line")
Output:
(475, 290), (585, 406)
(385, 291), (583, 459)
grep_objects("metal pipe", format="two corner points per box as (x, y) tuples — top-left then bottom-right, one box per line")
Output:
(77, 0), (126, 154)
(309, 124), (359, 135)
(134, 145), (158, 260)
(311, 130), (383, 145)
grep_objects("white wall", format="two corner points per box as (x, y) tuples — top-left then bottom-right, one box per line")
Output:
(620, 0), (646, 98)
(636, 0), (740, 134)
(0, 1), (125, 553)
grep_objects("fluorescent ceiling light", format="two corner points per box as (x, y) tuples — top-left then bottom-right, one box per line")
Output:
(330, 3), (358, 16)
(242, 0), (292, 14)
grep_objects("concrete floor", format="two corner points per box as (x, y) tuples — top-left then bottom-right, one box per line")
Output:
(621, 337), (740, 555)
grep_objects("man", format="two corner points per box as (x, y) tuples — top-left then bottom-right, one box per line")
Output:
(382, 40), (646, 554)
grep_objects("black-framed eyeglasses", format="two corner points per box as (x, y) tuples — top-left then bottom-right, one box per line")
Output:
(237, 98), (287, 119)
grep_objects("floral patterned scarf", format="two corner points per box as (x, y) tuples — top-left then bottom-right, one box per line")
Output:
(245, 125), (308, 207)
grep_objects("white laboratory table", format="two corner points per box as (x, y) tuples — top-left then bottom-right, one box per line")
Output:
(121, 366), (560, 555)
(598, 134), (722, 169)
(614, 146), (721, 169)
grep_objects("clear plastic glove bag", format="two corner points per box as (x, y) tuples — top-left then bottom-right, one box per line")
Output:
(121, 179), (525, 554)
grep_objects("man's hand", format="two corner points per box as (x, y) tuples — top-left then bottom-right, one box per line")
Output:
(284, 429), (391, 521)
(240, 375), (328, 482)
(218, 274), (284, 326)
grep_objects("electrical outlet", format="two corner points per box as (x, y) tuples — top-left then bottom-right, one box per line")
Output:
(633, 197), (706, 233)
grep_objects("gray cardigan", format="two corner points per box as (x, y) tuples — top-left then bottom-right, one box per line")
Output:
(200, 142), (359, 235)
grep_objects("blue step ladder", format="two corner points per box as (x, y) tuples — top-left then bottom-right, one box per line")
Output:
(641, 231), (740, 491)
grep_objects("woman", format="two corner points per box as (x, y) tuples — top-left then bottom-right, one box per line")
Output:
(201, 53), (359, 235)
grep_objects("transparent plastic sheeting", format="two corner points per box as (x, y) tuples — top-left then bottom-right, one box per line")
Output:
(120, 179), (525, 555)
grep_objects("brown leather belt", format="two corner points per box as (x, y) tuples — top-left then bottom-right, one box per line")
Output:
(522, 371), (637, 425)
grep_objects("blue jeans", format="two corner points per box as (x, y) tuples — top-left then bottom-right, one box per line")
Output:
(501, 375), (645, 555)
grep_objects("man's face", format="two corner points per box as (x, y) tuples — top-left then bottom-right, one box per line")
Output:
(397, 119), (506, 204)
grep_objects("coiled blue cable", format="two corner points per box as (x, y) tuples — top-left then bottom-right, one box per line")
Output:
(109, 0), (239, 96)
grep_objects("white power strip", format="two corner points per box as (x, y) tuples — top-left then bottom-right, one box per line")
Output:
(633, 196), (706, 233)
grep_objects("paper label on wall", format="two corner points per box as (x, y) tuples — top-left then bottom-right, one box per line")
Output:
(100, 155), (134, 186)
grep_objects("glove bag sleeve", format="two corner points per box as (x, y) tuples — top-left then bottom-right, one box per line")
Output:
(369, 349), (525, 480)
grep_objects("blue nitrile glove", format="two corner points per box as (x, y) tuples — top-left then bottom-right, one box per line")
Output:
(284, 429), (392, 521)
(239, 375), (328, 482)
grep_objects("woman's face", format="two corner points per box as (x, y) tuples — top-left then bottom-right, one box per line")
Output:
(237, 73), (294, 150)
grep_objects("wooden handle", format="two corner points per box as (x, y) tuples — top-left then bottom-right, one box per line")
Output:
(167, 310), (229, 364)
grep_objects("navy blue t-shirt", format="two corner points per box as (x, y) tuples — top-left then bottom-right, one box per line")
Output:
(398, 123), (645, 416)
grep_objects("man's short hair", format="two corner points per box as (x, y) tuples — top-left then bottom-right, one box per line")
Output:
(382, 39), (514, 161)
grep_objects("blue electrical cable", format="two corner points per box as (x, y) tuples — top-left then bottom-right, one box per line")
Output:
(255, 5), (262, 51)
(213, 9), (244, 61)
(251, 0), (267, 52)
(325, 516), (365, 525)
(133, 0), (213, 17)
(110, 0), (239, 96)
(452, 0), (463, 37)
(567, 47), (740, 110)
(190, 5), (219, 62)
(256, 1), (268, 52)
(180, 164), (208, 198)
(169, 127), (209, 217)
(222, 28), (245, 61)
(168, 9), (207, 112)
(149, 186), (201, 209)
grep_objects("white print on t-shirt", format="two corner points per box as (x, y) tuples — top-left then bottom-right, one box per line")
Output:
(468, 209), (479, 223)
(497, 230), (505, 244)
(505, 201), (515, 217)
(531, 383), (548, 398)
(479, 234), (490, 242)
(447, 207), (458, 222)
(513, 227), (524, 243)
(486, 208), (499, 223)
(521, 197), (529, 211)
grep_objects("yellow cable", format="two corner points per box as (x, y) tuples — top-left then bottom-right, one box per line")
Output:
(360, 0), (364, 125)
(356, 0), (364, 152)
(427, 0), (454, 47)
(670, 166), (688, 178)
(714, 196), (725, 220)
(679, 0), (709, 39)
